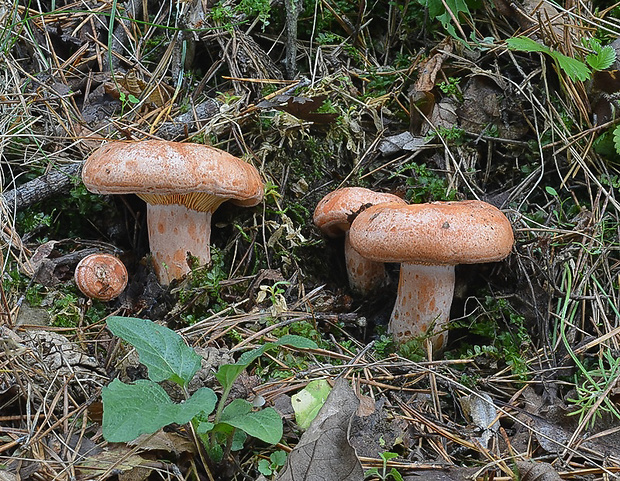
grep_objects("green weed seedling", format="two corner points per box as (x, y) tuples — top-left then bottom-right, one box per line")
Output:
(364, 451), (403, 481)
(257, 450), (287, 477)
(101, 316), (317, 463)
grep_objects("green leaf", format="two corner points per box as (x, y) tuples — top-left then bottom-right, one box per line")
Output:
(221, 398), (253, 419)
(101, 379), (217, 442)
(613, 125), (620, 155)
(215, 363), (247, 391)
(291, 379), (332, 430)
(505, 36), (549, 53)
(506, 36), (591, 81)
(545, 186), (558, 196)
(220, 405), (283, 445)
(389, 467), (405, 481)
(107, 316), (202, 386)
(586, 39), (616, 71)
(418, 0), (473, 43)
(551, 52), (591, 81)
(237, 335), (318, 366)
(270, 450), (287, 466)
(257, 459), (273, 476)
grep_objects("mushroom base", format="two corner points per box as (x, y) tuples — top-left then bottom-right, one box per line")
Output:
(344, 231), (386, 294)
(147, 203), (212, 285)
(389, 263), (454, 351)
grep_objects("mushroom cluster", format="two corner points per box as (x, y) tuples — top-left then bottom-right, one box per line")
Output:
(82, 140), (264, 285)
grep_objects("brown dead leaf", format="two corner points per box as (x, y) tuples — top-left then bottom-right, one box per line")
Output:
(414, 41), (452, 92)
(276, 378), (363, 481)
(256, 94), (338, 123)
(516, 460), (562, 481)
(128, 431), (196, 456)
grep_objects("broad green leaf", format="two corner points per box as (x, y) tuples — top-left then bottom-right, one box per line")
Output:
(102, 379), (217, 442)
(220, 406), (283, 445)
(291, 379), (332, 430)
(215, 363), (247, 391)
(107, 316), (202, 386)
(221, 398), (253, 419)
(506, 36), (549, 53)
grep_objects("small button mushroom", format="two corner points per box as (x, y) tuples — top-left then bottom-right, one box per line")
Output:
(349, 200), (514, 351)
(313, 187), (406, 294)
(75, 253), (128, 301)
(82, 140), (264, 285)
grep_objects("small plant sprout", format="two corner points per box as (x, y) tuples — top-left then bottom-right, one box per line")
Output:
(101, 316), (317, 464)
(364, 452), (403, 481)
(256, 280), (290, 316)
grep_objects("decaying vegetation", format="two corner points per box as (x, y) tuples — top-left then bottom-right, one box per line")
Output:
(2, 0), (620, 479)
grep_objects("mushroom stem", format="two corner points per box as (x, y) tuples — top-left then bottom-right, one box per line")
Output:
(147, 203), (212, 285)
(389, 263), (455, 351)
(344, 232), (386, 293)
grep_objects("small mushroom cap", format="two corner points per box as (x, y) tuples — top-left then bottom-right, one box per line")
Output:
(82, 140), (263, 210)
(74, 253), (128, 301)
(349, 200), (514, 265)
(313, 187), (406, 237)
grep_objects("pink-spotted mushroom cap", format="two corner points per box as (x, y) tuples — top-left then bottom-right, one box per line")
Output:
(313, 187), (406, 294)
(75, 253), (128, 301)
(82, 140), (263, 285)
(349, 200), (514, 351)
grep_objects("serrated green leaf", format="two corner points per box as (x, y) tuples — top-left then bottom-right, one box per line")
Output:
(107, 316), (201, 386)
(550, 51), (591, 81)
(220, 406), (283, 445)
(587, 45), (616, 71)
(101, 379), (217, 442)
(612, 125), (620, 155)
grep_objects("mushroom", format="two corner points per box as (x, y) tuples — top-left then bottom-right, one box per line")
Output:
(313, 187), (406, 294)
(75, 253), (128, 301)
(82, 140), (263, 285)
(348, 200), (514, 350)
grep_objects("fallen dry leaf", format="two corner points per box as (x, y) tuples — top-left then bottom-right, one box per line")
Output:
(276, 378), (363, 481)
(516, 459), (562, 481)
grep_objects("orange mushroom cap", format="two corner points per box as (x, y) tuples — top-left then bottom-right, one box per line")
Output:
(82, 140), (264, 211)
(75, 253), (128, 301)
(82, 140), (264, 285)
(349, 200), (514, 265)
(349, 200), (514, 351)
(313, 187), (406, 237)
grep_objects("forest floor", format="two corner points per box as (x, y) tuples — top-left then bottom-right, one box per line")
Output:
(2, 0), (620, 480)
